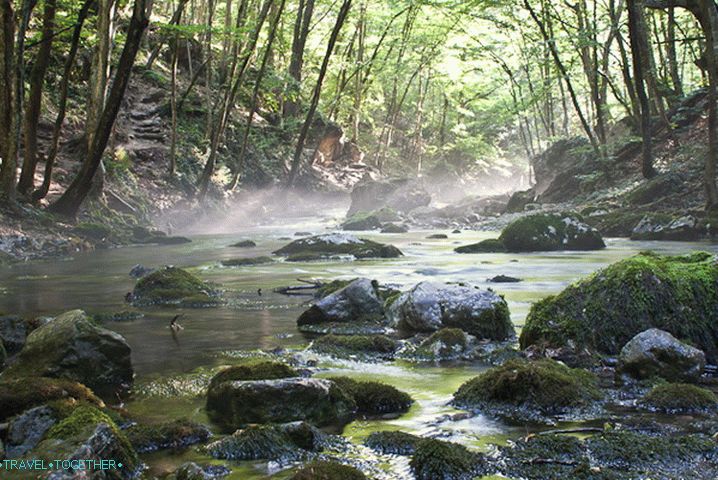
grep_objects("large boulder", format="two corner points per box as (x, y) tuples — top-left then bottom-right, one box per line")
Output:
(348, 178), (431, 215)
(499, 213), (605, 252)
(341, 208), (401, 231)
(388, 282), (514, 340)
(4, 310), (133, 394)
(273, 234), (402, 261)
(520, 252), (718, 362)
(630, 214), (700, 241)
(128, 266), (222, 307)
(532, 137), (597, 202)
(206, 377), (355, 430)
(618, 329), (705, 382)
(297, 278), (384, 326)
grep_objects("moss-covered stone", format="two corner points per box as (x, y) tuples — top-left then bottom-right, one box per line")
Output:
(230, 240), (257, 247)
(640, 383), (718, 413)
(291, 461), (367, 480)
(273, 234), (403, 260)
(499, 213), (605, 252)
(520, 252), (718, 362)
(0, 377), (103, 422)
(364, 430), (423, 455)
(125, 419), (211, 453)
(626, 173), (684, 206)
(207, 361), (298, 395)
(328, 376), (412, 415)
(585, 211), (647, 237)
(410, 438), (485, 480)
(414, 328), (470, 359)
(311, 334), (399, 359)
(221, 256), (273, 266)
(381, 223), (409, 233)
(454, 238), (506, 254)
(453, 359), (601, 421)
(316, 279), (356, 298)
(129, 266), (222, 307)
(342, 207), (401, 231)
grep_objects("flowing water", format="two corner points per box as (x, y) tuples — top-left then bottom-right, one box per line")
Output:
(2, 213), (717, 479)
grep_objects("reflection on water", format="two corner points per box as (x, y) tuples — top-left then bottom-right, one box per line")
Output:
(1, 215), (716, 479)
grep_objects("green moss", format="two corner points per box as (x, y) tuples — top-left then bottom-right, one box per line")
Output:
(230, 240), (257, 248)
(126, 419), (211, 453)
(414, 328), (469, 359)
(641, 383), (718, 412)
(221, 256), (273, 266)
(311, 334), (399, 358)
(208, 361), (298, 390)
(285, 252), (327, 262)
(453, 359), (601, 413)
(383, 290), (402, 309)
(317, 279), (356, 298)
(329, 376), (412, 415)
(273, 235), (403, 259)
(520, 251), (718, 361)
(585, 211), (651, 237)
(131, 266), (221, 306)
(410, 438), (485, 480)
(365, 430), (422, 455)
(291, 461), (367, 480)
(422, 328), (467, 348)
(0, 377), (103, 421)
(499, 213), (605, 252)
(454, 238), (506, 254)
(205, 422), (326, 461)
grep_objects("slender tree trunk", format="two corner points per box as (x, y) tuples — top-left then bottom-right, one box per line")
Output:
(699, 0), (718, 208)
(145, 0), (189, 69)
(86, 0), (113, 148)
(0, 0), (17, 200)
(666, 7), (683, 97)
(286, 0), (352, 187)
(284, 0), (315, 118)
(49, 0), (149, 217)
(32, 0), (92, 201)
(169, 6), (183, 177)
(18, 0), (56, 195)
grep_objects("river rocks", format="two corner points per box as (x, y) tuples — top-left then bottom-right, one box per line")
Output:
(505, 188), (536, 213)
(364, 431), (423, 455)
(641, 383), (718, 414)
(221, 256), (273, 266)
(34, 405), (138, 479)
(298, 278), (384, 326)
(348, 178), (431, 215)
(454, 238), (506, 254)
(0, 377), (102, 422)
(5, 406), (57, 457)
(129, 264), (154, 278)
(273, 233), (403, 261)
(388, 282), (513, 340)
(4, 310), (133, 394)
(380, 223), (408, 233)
(410, 438), (486, 480)
(499, 213), (605, 252)
(488, 275), (521, 283)
(291, 461), (367, 480)
(230, 240), (256, 248)
(630, 214), (700, 241)
(618, 329), (705, 382)
(205, 422), (336, 461)
(125, 419), (211, 453)
(520, 252), (718, 362)
(627, 172), (684, 206)
(128, 266), (222, 307)
(329, 377), (412, 415)
(206, 377), (355, 430)
(412, 328), (472, 361)
(310, 334), (399, 360)
(0, 315), (29, 354)
(341, 208), (400, 231)
(452, 359), (601, 423)
(175, 462), (232, 480)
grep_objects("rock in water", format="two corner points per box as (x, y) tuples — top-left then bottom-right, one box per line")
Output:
(618, 329), (705, 382)
(4, 310), (133, 393)
(206, 377), (355, 430)
(499, 213), (605, 252)
(129, 264), (154, 278)
(129, 266), (222, 307)
(388, 282), (513, 340)
(273, 234), (402, 260)
(5, 406), (57, 458)
(520, 252), (718, 362)
(297, 278), (384, 325)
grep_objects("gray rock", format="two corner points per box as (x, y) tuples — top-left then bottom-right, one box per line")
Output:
(388, 282), (514, 340)
(176, 462), (231, 480)
(0, 315), (28, 354)
(618, 328), (706, 382)
(129, 264), (154, 278)
(348, 178), (431, 215)
(5, 310), (133, 393)
(6, 406), (57, 458)
(297, 278), (384, 325)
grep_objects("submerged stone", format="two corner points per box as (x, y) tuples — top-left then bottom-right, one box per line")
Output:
(273, 233), (403, 260)
(520, 252), (718, 362)
(298, 278), (384, 326)
(412, 328), (472, 360)
(618, 329), (705, 382)
(129, 266), (222, 307)
(388, 282), (514, 340)
(4, 310), (133, 394)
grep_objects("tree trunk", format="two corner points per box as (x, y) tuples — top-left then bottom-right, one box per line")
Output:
(666, 6), (683, 97)
(283, 0), (315, 118)
(49, 0), (148, 217)
(18, 0), (56, 196)
(700, 1), (718, 208)
(286, 0), (352, 187)
(0, 0), (17, 200)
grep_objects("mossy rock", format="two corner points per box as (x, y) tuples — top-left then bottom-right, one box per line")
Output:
(454, 238), (506, 254)
(273, 234), (403, 260)
(453, 359), (601, 422)
(126, 419), (211, 453)
(94, 310), (144, 323)
(498, 434), (598, 480)
(585, 211), (649, 237)
(630, 214), (700, 241)
(0, 377), (103, 422)
(381, 223), (409, 233)
(230, 240), (257, 248)
(626, 173), (684, 206)
(316, 279), (356, 298)
(410, 438), (485, 480)
(506, 189), (536, 213)
(520, 252), (718, 362)
(364, 430), (423, 455)
(329, 376), (412, 415)
(311, 334), (399, 359)
(291, 461), (367, 480)
(640, 383), (718, 413)
(414, 328), (470, 360)
(130, 266), (222, 307)
(207, 360), (298, 397)
(342, 208), (401, 231)
(221, 256), (273, 267)
(499, 213), (605, 252)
